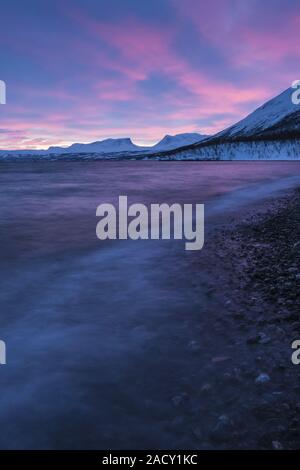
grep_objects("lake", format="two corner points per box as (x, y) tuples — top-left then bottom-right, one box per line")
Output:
(0, 161), (300, 449)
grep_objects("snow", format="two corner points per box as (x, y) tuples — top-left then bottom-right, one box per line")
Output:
(152, 133), (207, 150)
(48, 138), (147, 154)
(151, 87), (300, 161)
(0, 134), (208, 157)
(217, 87), (299, 138)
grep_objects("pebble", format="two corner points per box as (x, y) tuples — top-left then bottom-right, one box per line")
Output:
(171, 393), (188, 407)
(248, 332), (271, 345)
(187, 340), (201, 352)
(258, 332), (271, 344)
(210, 414), (233, 443)
(193, 426), (202, 440)
(272, 440), (283, 450)
(255, 373), (271, 384)
(211, 356), (231, 363)
(200, 383), (212, 393)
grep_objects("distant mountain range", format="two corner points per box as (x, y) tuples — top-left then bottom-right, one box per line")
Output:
(48, 138), (145, 154)
(1, 87), (300, 160)
(0, 133), (207, 156)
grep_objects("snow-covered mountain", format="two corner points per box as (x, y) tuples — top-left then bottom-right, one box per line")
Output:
(149, 87), (300, 160)
(214, 87), (300, 141)
(0, 134), (208, 157)
(0, 138), (144, 156)
(152, 133), (207, 150)
(47, 138), (147, 154)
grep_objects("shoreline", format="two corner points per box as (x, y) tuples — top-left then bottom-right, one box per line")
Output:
(189, 186), (300, 449)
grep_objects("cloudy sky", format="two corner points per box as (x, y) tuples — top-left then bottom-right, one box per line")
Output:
(0, 0), (299, 149)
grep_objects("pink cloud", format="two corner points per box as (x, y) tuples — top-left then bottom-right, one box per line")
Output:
(1, 1), (294, 149)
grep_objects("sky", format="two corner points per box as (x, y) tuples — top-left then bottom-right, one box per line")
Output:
(0, 0), (299, 149)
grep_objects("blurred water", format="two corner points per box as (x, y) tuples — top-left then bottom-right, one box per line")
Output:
(0, 161), (300, 449)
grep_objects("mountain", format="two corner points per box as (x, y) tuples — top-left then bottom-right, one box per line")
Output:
(0, 134), (208, 157)
(47, 138), (146, 154)
(148, 87), (300, 160)
(48, 134), (207, 154)
(0, 137), (145, 156)
(152, 133), (207, 150)
(213, 87), (300, 141)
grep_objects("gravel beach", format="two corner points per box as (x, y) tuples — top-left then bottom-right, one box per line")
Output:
(184, 187), (300, 449)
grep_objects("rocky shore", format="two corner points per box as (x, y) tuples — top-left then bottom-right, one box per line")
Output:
(173, 187), (300, 450)
(215, 187), (300, 449)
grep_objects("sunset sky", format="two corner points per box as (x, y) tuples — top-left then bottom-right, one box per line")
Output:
(0, 0), (299, 149)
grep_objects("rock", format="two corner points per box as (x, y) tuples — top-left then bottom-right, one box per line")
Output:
(211, 356), (231, 363)
(272, 440), (283, 450)
(247, 332), (271, 345)
(200, 383), (212, 393)
(210, 414), (233, 443)
(255, 373), (271, 384)
(247, 334), (260, 344)
(258, 332), (271, 344)
(232, 312), (245, 320)
(193, 426), (202, 440)
(171, 416), (184, 426)
(223, 372), (232, 380)
(187, 340), (201, 352)
(218, 414), (231, 424)
(171, 393), (188, 407)
(288, 267), (298, 274)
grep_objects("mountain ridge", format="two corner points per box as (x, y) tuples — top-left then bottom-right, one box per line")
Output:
(1, 87), (300, 159)
(147, 86), (300, 159)
(0, 133), (207, 156)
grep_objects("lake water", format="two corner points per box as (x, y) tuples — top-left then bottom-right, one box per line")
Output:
(0, 161), (300, 449)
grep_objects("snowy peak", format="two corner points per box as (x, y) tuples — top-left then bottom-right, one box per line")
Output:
(218, 87), (300, 140)
(48, 138), (145, 154)
(46, 133), (208, 155)
(153, 133), (207, 151)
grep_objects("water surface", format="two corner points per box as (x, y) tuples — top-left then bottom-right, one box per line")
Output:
(0, 161), (300, 449)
